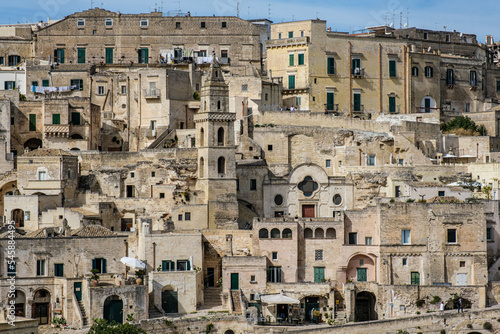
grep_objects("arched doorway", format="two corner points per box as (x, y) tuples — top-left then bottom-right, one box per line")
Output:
(355, 291), (377, 322)
(346, 254), (376, 282)
(161, 286), (178, 314)
(11, 209), (24, 227)
(33, 289), (51, 325)
(24, 138), (42, 151)
(103, 295), (123, 324)
(14, 290), (26, 317)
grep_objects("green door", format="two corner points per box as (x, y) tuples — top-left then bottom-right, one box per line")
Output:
(103, 297), (123, 324)
(74, 282), (82, 301)
(424, 98), (431, 113)
(389, 96), (396, 113)
(353, 93), (361, 112)
(314, 267), (325, 283)
(288, 75), (295, 89)
(230, 273), (239, 290)
(52, 114), (60, 125)
(326, 92), (335, 111)
(77, 48), (86, 64)
(305, 297), (319, 321)
(71, 112), (81, 125)
(161, 290), (178, 313)
(105, 48), (113, 64)
(357, 268), (367, 282)
(29, 114), (36, 131)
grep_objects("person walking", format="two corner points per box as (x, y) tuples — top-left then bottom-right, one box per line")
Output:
(439, 301), (445, 315)
(457, 297), (463, 313)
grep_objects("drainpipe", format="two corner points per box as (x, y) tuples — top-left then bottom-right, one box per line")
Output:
(358, 149), (362, 166)
(378, 44), (382, 114)
(124, 240), (128, 278)
(127, 76), (130, 151)
(476, 143), (479, 160)
(152, 242), (156, 270)
(403, 45), (407, 114)
(348, 42), (352, 118)
(137, 73), (141, 151)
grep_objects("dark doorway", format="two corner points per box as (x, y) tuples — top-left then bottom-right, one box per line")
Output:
(304, 296), (319, 321)
(207, 268), (215, 287)
(277, 304), (288, 320)
(103, 295), (123, 324)
(302, 205), (315, 218)
(162, 290), (178, 313)
(11, 209), (24, 227)
(126, 185), (134, 198)
(355, 291), (377, 322)
(24, 138), (42, 151)
(33, 303), (50, 325)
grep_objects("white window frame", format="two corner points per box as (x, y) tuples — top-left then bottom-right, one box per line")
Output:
(77, 19), (85, 27)
(97, 86), (105, 95)
(105, 18), (113, 27)
(140, 19), (149, 27)
(401, 229), (411, 245)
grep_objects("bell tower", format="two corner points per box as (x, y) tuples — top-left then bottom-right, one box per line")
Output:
(194, 58), (238, 229)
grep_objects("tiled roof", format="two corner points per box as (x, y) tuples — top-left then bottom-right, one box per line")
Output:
(23, 148), (74, 157)
(0, 231), (24, 238)
(69, 207), (100, 217)
(71, 225), (116, 237)
(24, 227), (63, 238)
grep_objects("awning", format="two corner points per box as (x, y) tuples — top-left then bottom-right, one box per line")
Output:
(260, 294), (300, 305)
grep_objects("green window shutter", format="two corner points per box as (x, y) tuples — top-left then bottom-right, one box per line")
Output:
(389, 60), (396, 77)
(144, 48), (149, 64)
(92, 259), (97, 270)
(288, 31), (293, 38)
(29, 114), (36, 131)
(327, 58), (335, 74)
(102, 258), (107, 273)
(411, 272), (420, 285)
(298, 54), (304, 65)
(162, 261), (167, 271)
(351, 59), (360, 74)
(187, 260), (191, 271)
(353, 94), (361, 111)
(77, 48), (85, 64)
(71, 112), (81, 125)
(389, 96), (396, 113)
(326, 92), (334, 110)
(52, 114), (60, 125)
(105, 48), (113, 64)
(289, 54), (294, 66)
(42, 79), (49, 87)
(288, 75), (295, 89)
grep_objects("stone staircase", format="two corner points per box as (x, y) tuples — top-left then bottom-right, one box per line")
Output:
(77, 300), (89, 327)
(231, 290), (242, 314)
(148, 298), (164, 319)
(199, 287), (224, 311)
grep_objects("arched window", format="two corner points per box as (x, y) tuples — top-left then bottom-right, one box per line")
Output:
(217, 127), (224, 146)
(282, 228), (292, 239)
(217, 157), (225, 174)
(259, 228), (269, 238)
(199, 128), (205, 147)
(304, 228), (313, 239)
(326, 228), (336, 239)
(271, 228), (280, 239)
(199, 157), (204, 178)
(315, 228), (324, 239)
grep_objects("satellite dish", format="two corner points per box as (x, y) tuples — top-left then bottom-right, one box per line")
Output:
(404, 23), (408, 28)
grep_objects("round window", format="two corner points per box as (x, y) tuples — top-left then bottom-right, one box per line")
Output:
(274, 194), (283, 206)
(333, 194), (342, 205)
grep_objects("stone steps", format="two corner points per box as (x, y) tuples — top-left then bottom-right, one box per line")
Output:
(77, 300), (89, 327)
(231, 290), (242, 314)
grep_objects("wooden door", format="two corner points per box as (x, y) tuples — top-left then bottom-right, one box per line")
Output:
(302, 205), (315, 218)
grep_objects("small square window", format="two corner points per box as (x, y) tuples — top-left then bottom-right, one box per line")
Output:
(185, 212), (191, 221)
(438, 190), (445, 197)
(121, 85), (127, 94)
(272, 251), (278, 260)
(400, 305), (405, 311)
(423, 32), (428, 40)
(159, 193), (165, 199)
(151, 172), (155, 177)
(447, 228), (457, 243)
(349, 233), (358, 245)
(401, 229), (411, 244)
(250, 275), (256, 282)
(59, 215), (63, 219)
(278, 33), (282, 39)
(77, 19), (85, 27)
(460, 261), (465, 267)
(402, 258), (407, 266)
(315, 249), (323, 261)
(326, 159), (331, 168)
(98, 86), (105, 95)
(359, 259), (364, 266)
(176, 22), (181, 29)
(140, 19), (148, 27)
(222, 22), (227, 28)
(365, 237), (372, 245)
(268, 145), (273, 151)
(249, 146), (253, 151)
(201, 22), (206, 28)
(241, 84), (248, 92)
(487, 227), (492, 241)
(105, 18), (113, 27)
(178, 214), (183, 221)
(93, 30), (97, 35)
(288, 31), (293, 38)
(250, 179), (257, 190)
(250, 294), (255, 300)
(130, 172), (135, 178)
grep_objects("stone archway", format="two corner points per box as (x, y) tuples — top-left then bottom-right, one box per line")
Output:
(355, 291), (377, 322)
(14, 290), (26, 317)
(103, 295), (123, 324)
(24, 138), (42, 151)
(161, 286), (178, 314)
(33, 289), (51, 325)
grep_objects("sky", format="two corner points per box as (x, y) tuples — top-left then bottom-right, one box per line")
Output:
(1, 0), (498, 43)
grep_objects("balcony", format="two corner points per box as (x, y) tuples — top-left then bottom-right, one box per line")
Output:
(44, 124), (70, 138)
(351, 68), (365, 78)
(325, 104), (339, 113)
(266, 36), (310, 49)
(143, 88), (160, 99)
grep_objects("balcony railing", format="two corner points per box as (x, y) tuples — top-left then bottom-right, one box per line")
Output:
(143, 88), (160, 99)
(352, 105), (365, 112)
(351, 68), (365, 78)
(325, 104), (339, 112)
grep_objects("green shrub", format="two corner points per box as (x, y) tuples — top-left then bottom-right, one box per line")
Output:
(415, 299), (425, 307)
(406, 198), (415, 203)
(483, 322), (493, 331)
(430, 296), (441, 304)
(440, 330), (445, 334)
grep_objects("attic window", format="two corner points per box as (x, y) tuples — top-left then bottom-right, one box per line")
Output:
(105, 18), (113, 27)
(77, 19), (85, 27)
(222, 22), (227, 28)
(140, 19), (149, 27)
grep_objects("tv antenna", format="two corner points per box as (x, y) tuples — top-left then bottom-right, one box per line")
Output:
(236, 1), (239, 18)
(268, 4), (271, 20)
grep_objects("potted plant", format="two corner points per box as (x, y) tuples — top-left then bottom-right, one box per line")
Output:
(135, 269), (145, 285)
(91, 269), (100, 286)
(313, 310), (323, 324)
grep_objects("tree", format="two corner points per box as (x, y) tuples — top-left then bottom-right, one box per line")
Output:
(440, 116), (487, 136)
(482, 185), (492, 200)
(88, 319), (146, 334)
